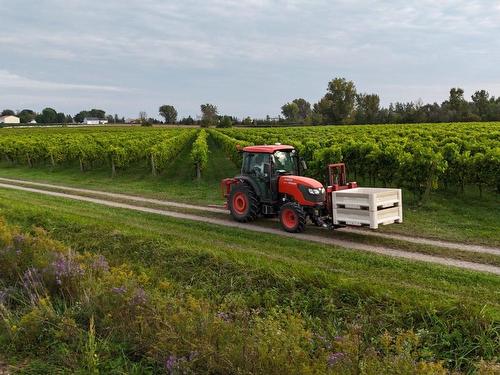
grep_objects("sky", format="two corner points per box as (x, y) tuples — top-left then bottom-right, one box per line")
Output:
(1, 0), (499, 119)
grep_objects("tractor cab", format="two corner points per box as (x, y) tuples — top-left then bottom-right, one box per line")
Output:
(240, 145), (299, 202)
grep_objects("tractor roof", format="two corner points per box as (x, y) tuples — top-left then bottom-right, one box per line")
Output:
(242, 145), (295, 154)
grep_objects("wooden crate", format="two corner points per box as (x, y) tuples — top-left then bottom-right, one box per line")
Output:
(332, 188), (403, 229)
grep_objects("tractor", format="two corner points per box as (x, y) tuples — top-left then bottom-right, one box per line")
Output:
(221, 144), (358, 233)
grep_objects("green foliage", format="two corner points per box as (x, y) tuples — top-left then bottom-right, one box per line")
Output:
(208, 129), (251, 166)
(217, 115), (233, 128)
(190, 130), (209, 178)
(216, 122), (500, 200)
(158, 105), (178, 124)
(150, 130), (196, 174)
(200, 103), (218, 127)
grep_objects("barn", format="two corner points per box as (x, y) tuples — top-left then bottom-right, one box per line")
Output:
(0, 115), (20, 124)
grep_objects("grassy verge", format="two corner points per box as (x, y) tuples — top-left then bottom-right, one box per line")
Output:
(0, 187), (499, 373)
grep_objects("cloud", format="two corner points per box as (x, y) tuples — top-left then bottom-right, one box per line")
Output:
(0, 70), (128, 92)
(0, 0), (498, 117)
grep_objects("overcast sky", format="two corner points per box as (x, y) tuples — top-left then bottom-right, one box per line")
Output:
(1, 0), (499, 119)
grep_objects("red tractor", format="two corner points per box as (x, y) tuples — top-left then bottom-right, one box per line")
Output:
(221, 144), (358, 232)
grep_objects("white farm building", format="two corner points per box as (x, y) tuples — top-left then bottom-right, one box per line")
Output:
(0, 115), (20, 124)
(83, 117), (108, 125)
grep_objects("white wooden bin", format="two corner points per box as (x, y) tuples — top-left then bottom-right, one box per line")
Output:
(331, 188), (403, 229)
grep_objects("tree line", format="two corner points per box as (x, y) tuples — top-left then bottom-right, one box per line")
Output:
(279, 78), (500, 126)
(3, 78), (500, 127)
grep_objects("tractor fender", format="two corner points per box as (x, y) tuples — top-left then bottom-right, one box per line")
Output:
(235, 176), (261, 198)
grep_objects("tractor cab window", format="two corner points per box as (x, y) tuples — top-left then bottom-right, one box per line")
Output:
(273, 150), (297, 175)
(242, 153), (270, 177)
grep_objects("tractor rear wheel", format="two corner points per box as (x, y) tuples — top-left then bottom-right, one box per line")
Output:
(228, 183), (259, 222)
(279, 202), (306, 233)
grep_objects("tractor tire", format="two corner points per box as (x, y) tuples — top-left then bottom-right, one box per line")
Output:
(228, 183), (259, 222)
(279, 202), (306, 233)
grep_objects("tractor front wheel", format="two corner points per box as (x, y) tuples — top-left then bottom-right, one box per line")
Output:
(279, 202), (306, 233)
(228, 183), (259, 222)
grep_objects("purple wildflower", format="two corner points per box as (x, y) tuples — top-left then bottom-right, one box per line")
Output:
(216, 311), (231, 322)
(327, 352), (345, 367)
(164, 355), (183, 373)
(130, 287), (148, 306)
(51, 252), (84, 286)
(111, 286), (127, 294)
(91, 255), (109, 273)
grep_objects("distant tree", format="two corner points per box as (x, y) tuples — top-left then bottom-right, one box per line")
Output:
(88, 109), (106, 119)
(139, 111), (147, 121)
(242, 116), (253, 126)
(74, 111), (89, 123)
(65, 114), (74, 123)
(292, 98), (312, 120)
(106, 115), (114, 124)
(217, 115), (233, 128)
(281, 102), (300, 122)
(56, 112), (66, 123)
(1, 109), (15, 116)
(200, 103), (218, 127)
(18, 109), (36, 123)
(471, 90), (490, 120)
(114, 114), (120, 123)
(36, 108), (58, 123)
(355, 93), (380, 124)
(316, 78), (357, 124)
(159, 105), (178, 124)
(179, 116), (195, 125)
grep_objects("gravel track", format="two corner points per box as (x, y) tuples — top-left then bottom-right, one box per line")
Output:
(0, 181), (499, 275)
(0, 177), (498, 256)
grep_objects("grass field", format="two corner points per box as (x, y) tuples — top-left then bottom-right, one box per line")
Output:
(0, 187), (499, 373)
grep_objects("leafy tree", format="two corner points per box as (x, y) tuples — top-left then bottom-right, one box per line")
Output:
(200, 104), (218, 127)
(56, 112), (66, 123)
(18, 109), (36, 123)
(35, 108), (58, 124)
(88, 109), (106, 119)
(292, 98), (312, 120)
(217, 115), (233, 128)
(471, 90), (490, 120)
(355, 94), (380, 124)
(159, 105), (178, 124)
(74, 111), (89, 123)
(179, 116), (195, 125)
(242, 117), (253, 126)
(281, 102), (300, 122)
(316, 78), (357, 124)
(1, 109), (15, 116)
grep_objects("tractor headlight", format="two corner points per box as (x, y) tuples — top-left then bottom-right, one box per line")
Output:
(308, 188), (320, 195)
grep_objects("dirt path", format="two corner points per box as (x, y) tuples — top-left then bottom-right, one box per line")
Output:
(0, 177), (498, 256)
(1, 181), (499, 275)
(339, 228), (500, 256)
